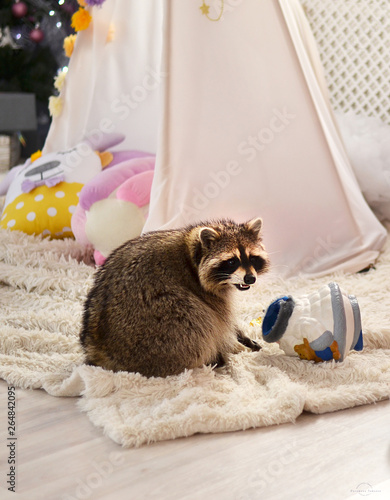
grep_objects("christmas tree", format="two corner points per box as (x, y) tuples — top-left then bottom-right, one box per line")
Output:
(0, 0), (78, 150)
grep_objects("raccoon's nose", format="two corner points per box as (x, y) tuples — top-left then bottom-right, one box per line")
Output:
(244, 274), (256, 285)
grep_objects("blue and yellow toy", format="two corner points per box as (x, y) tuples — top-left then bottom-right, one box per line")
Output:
(261, 282), (363, 362)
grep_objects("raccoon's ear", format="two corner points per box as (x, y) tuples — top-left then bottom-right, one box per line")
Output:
(247, 217), (263, 238)
(199, 227), (219, 248)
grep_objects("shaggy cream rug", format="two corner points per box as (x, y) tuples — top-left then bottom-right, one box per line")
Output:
(0, 228), (389, 447)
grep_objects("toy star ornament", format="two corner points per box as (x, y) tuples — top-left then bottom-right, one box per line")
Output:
(200, 2), (210, 16)
(199, 1), (224, 21)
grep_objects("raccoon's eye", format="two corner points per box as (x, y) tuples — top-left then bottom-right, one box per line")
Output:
(217, 256), (240, 275)
(226, 257), (238, 267)
(249, 255), (266, 271)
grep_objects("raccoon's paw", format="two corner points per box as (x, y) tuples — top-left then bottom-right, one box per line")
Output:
(231, 341), (250, 354)
(236, 331), (262, 352)
(248, 338), (262, 351)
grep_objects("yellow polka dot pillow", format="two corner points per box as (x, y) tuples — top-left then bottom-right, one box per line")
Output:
(0, 142), (102, 239)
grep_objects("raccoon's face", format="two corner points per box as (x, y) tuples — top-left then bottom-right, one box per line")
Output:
(211, 251), (267, 291)
(194, 218), (269, 295)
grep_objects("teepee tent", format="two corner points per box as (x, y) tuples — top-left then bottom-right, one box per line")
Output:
(44, 0), (386, 277)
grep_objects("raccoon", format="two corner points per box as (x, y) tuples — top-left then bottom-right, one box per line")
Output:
(80, 218), (269, 378)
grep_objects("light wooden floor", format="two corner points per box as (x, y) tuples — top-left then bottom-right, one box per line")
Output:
(0, 380), (389, 500)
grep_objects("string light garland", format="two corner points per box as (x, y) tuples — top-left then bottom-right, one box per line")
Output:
(7, 0), (77, 45)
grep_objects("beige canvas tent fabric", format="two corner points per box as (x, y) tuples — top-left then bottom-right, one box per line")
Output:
(43, 0), (163, 154)
(43, 0), (386, 277)
(144, 0), (386, 277)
